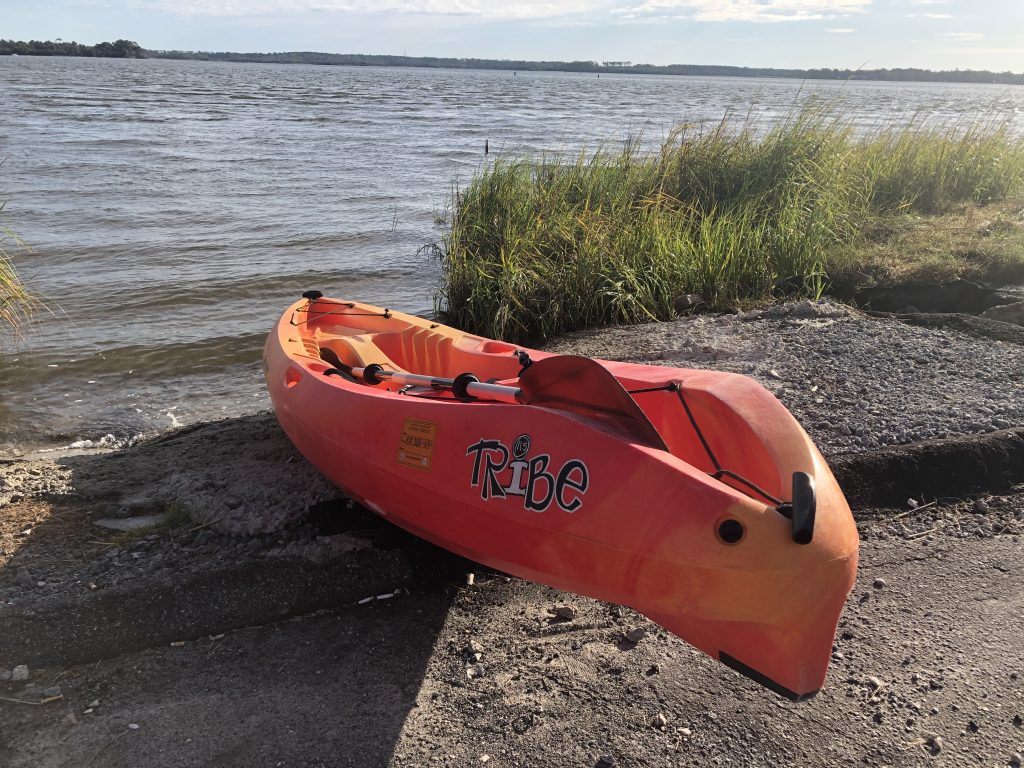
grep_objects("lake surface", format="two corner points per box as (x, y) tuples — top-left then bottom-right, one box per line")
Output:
(1, 56), (1022, 453)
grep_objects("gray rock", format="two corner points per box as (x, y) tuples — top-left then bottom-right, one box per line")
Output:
(551, 605), (576, 621)
(14, 569), (34, 587)
(973, 498), (990, 514)
(673, 294), (704, 314)
(93, 513), (170, 532)
(624, 627), (647, 644)
(980, 300), (1024, 326)
(11, 664), (29, 682)
(595, 757), (616, 768)
(873, 578), (887, 589)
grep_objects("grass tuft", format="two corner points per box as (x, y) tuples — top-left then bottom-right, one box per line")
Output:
(1, 207), (39, 345)
(435, 102), (1024, 343)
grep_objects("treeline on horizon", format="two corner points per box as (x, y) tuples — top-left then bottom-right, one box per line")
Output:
(148, 50), (1024, 85)
(2, 39), (1022, 85)
(0, 39), (144, 58)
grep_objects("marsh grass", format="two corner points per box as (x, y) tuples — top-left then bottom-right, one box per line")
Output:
(436, 103), (1024, 343)
(1, 208), (39, 344)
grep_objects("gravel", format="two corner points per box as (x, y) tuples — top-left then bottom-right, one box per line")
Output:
(544, 300), (1024, 455)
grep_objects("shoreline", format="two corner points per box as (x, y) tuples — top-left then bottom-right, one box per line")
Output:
(2, 301), (1024, 766)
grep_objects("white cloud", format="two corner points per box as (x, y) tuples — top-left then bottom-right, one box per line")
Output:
(937, 47), (1024, 55)
(938, 32), (983, 41)
(133, 0), (872, 21)
(131, 0), (612, 19)
(827, 26), (855, 32)
(634, 0), (872, 23)
(922, 12), (953, 18)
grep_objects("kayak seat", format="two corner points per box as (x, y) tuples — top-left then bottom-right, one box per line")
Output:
(371, 326), (454, 378)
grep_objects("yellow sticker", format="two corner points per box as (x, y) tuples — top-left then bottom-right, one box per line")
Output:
(398, 419), (438, 471)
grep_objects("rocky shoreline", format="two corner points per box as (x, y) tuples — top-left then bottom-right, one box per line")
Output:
(1, 301), (1023, 767)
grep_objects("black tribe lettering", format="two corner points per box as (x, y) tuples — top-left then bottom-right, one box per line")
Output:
(465, 434), (589, 513)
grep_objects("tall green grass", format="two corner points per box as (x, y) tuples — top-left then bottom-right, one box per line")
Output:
(436, 103), (1024, 343)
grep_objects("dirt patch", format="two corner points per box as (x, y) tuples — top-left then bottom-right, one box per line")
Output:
(847, 280), (1022, 315)
(2, 505), (1022, 768)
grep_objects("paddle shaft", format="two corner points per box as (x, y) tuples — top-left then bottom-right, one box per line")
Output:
(351, 366), (522, 404)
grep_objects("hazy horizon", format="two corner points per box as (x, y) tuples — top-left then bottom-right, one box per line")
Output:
(6, 1), (1024, 74)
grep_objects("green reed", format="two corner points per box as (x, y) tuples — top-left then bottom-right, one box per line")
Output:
(436, 102), (1024, 343)
(1, 216), (38, 343)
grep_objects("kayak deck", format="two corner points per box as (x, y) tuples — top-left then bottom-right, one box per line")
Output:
(287, 297), (796, 508)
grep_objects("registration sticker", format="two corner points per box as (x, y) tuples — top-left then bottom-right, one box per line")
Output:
(398, 419), (438, 471)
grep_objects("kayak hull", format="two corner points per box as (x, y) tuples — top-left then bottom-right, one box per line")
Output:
(265, 296), (859, 700)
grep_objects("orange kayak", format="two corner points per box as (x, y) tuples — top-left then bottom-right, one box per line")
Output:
(265, 292), (859, 700)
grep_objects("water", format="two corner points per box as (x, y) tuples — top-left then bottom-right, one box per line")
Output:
(1, 56), (1022, 453)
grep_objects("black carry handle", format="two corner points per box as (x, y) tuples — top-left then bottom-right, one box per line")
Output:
(790, 472), (816, 545)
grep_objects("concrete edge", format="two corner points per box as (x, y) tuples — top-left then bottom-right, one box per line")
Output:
(831, 427), (1024, 509)
(0, 546), (415, 669)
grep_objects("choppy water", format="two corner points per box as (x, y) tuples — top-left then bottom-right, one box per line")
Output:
(1, 56), (1022, 453)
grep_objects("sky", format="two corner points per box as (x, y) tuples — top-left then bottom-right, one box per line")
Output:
(4, 0), (1024, 72)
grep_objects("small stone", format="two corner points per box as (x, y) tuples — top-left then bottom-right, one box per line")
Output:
(551, 606), (576, 621)
(465, 573), (475, 586)
(479, 755), (490, 764)
(1013, 714), (1022, 727)
(673, 293), (704, 313)
(624, 628), (647, 644)
(652, 713), (668, 729)
(926, 735), (943, 755)
(839, 424), (853, 436)
(1010, 753), (1022, 768)
(128, 723), (140, 730)
(907, 498), (919, 509)
(968, 719), (980, 733)
(873, 578), (887, 589)
(15, 569), (34, 588)
(62, 713), (78, 727)
(867, 676), (883, 690)
(89, 699), (101, 708)
(679, 727), (692, 737)
(464, 640), (484, 658)
(973, 499), (990, 514)
(43, 685), (62, 698)
(645, 664), (660, 676)
(466, 664), (485, 679)
(11, 665), (29, 682)
(595, 757), (616, 768)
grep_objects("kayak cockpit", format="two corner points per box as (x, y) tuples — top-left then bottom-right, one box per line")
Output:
(292, 295), (815, 528)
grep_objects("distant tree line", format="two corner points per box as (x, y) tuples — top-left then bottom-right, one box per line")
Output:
(148, 50), (1024, 84)
(3, 41), (1022, 84)
(0, 39), (144, 58)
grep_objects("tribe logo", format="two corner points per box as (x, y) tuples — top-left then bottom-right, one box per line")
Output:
(466, 434), (589, 513)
